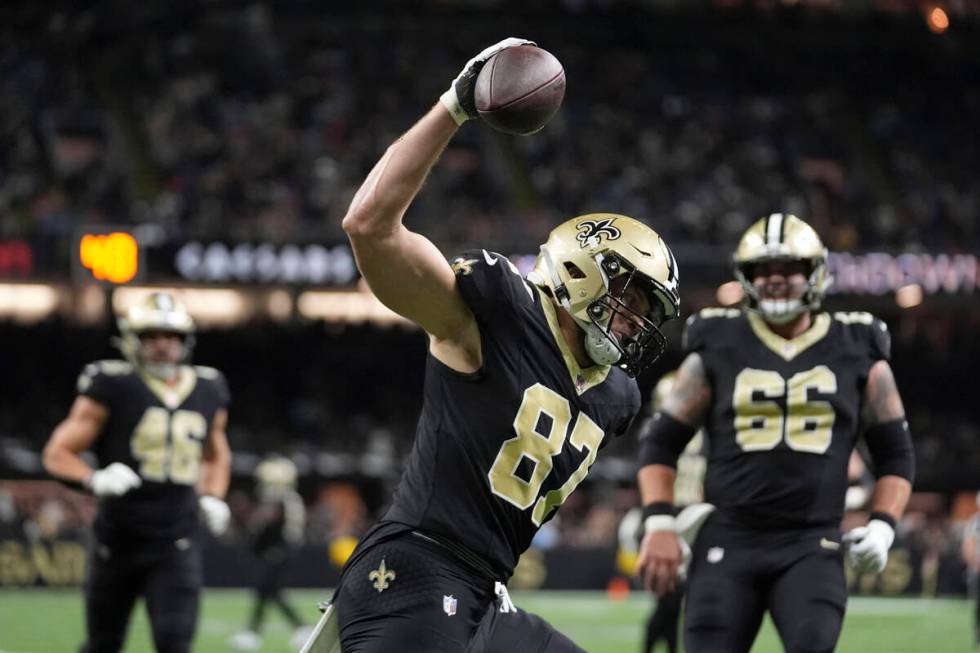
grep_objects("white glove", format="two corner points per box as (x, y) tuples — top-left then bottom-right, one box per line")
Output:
(199, 495), (231, 536)
(439, 37), (535, 125)
(88, 462), (142, 497)
(842, 519), (895, 574)
(844, 485), (870, 511)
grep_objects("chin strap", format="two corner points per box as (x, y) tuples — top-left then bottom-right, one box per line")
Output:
(540, 243), (620, 368)
(584, 324), (620, 366)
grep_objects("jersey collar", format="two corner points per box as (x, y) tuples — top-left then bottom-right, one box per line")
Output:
(139, 365), (198, 409)
(747, 312), (831, 361)
(534, 285), (611, 395)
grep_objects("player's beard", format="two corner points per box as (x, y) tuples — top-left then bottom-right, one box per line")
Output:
(143, 361), (179, 381)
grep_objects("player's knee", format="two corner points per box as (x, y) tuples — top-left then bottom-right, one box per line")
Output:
(152, 630), (193, 653)
(82, 633), (127, 653)
(151, 618), (195, 653)
(683, 607), (732, 653)
(684, 592), (727, 630)
(782, 607), (844, 653)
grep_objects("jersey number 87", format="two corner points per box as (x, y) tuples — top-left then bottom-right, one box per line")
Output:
(488, 384), (604, 526)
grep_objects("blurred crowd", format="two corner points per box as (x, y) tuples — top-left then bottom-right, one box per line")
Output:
(2, 3), (979, 261)
(0, 478), (975, 596)
(1, 1), (979, 593)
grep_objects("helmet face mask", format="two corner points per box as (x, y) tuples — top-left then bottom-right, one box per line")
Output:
(733, 213), (830, 325)
(530, 213), (680, 377)
(116, 292), (195, 379)
(582, 254), (670, 377)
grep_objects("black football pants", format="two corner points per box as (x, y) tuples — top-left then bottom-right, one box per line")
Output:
(80, 537), (202, 653)
(644, 586), (683, 653)
(466, 604), (586, 653)
(336, 532), (495, 652)
(683, 515), (847, 653)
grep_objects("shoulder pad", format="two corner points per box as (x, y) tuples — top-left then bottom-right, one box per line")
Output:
(832, 311), (875, 326)
(193, 365), (221, 380)
(695, 307), (742, 320)
(683, 308), (741, 353)
(451, 248), (533, 319)
(77, 360), (132, 398)
(833, 312), (890, 361)
(92, 359), (134, 376)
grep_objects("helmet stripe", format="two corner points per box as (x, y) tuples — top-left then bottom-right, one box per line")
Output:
(766, 213), (784, 246)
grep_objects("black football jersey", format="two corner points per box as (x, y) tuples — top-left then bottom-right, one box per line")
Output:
(383, 249), (640, 579)
(685, 308), (890, 528)
(77, 360), (230, 546)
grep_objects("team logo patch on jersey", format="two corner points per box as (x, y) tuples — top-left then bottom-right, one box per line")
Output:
(450, 256), (479, 277)
(707, 547), (725, 564)
(575, 219), (621, 247)
(443, 595), (458, 616)
(368, 558), (395, 592)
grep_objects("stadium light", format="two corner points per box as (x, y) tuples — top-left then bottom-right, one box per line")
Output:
(0, 283), (61, 322)
(76, 231), (141, 284)
(297, 290), (411, 326)
(927, 7), (950, 34)
(266, 289), (293, 322)
(895, 284), (923, 309)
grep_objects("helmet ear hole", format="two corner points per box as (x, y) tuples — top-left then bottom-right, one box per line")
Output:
(563, 262), (587, 279)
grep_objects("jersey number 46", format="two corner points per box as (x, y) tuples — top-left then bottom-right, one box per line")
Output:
(131, 407), (208, 484)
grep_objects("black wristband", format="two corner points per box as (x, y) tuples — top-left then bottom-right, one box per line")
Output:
(638, 411), (698, 469)
(869, 511), (897, 530)
(641, 502), (675, 520)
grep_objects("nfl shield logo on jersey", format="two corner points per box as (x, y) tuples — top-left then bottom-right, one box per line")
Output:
(443, 595), (458, 617)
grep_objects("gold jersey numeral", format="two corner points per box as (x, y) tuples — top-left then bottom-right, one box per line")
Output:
(733, 365), (837, 454)
(131, 407), (208, 484)
(488, 384), (606, 526)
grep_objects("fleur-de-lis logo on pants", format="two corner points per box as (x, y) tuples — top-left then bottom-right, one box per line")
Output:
(368, 558), (396, 592)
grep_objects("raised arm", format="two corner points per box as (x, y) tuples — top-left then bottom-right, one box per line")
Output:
(342, 39), (531, 373)
(342, 106), (470, 341)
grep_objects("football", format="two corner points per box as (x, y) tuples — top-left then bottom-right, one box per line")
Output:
(474, 45), (566, 135)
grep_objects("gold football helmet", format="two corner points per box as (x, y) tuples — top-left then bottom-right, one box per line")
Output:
(116, 292), (195, 378)
(733, 213), (830, 324)
(255, 455), (298, 500)
(528, 213), (680, 377)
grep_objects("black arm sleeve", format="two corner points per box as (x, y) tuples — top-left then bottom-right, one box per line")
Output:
(863, 418), (915, 482)
(637, 411), (697, 469)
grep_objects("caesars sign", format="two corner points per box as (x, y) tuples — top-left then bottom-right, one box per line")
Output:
(174, 241), (358, 286)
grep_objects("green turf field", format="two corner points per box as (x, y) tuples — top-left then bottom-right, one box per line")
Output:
(0, 589), (973, 652)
